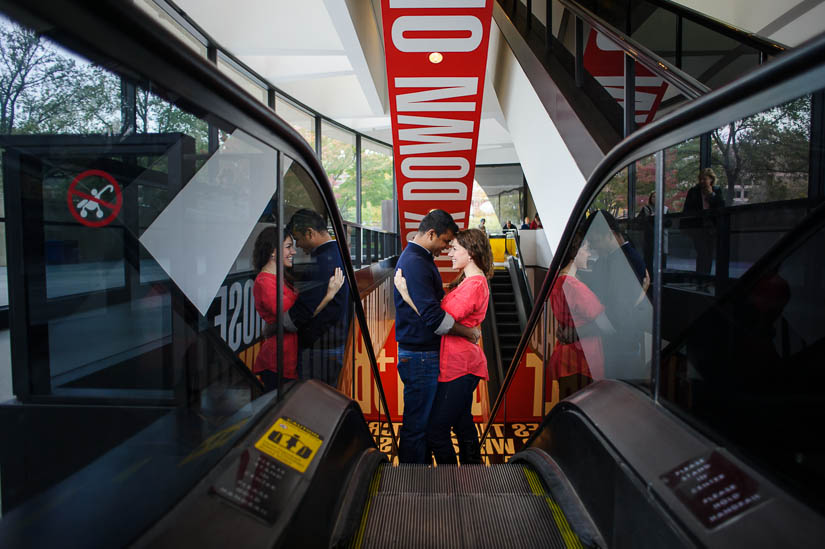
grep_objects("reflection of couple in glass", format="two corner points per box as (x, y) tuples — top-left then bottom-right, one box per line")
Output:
(251, 210), (346, 392)
(393, 209), (493, 465)
(550, 210), (651, 396)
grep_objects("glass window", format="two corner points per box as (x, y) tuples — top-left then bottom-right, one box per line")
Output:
(276, 96), (316, 147)
(321, 121), (356, 222)
(658, 89), (821, 509)
(498, 189), (522, 232)
(660, 209), (825, 511)
(711, 96), (811, 207)
(0, 11), (270, 520)
(360, 139), (393, 229)
(216, 55), (267, 105)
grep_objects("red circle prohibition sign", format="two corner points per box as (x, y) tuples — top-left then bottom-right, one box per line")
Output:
(66, 169), (123, 228)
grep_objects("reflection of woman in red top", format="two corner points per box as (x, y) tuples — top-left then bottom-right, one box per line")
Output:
(549, 233), (613, 399)
(252, 227), (343, 393)
(396, 228), (493, 464)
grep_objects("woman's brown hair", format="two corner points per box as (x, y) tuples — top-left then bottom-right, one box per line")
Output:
(448, 228), (494, 289)
(699, 167), (717, 185)
(252, 226), (294, 289)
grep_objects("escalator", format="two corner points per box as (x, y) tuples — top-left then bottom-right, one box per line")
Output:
(489, 269), (523, 370)
(351, 464), (587, 548)
(3, 1), (825, 548)
(494, 0), (785, 175)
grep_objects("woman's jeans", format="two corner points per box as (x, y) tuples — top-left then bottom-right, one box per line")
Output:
(428, 374), (482, 465)
(397, 349), (440, 464)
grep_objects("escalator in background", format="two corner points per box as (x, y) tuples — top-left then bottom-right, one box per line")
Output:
(490, 268), (523, 371)
(494, 0), (784, 176)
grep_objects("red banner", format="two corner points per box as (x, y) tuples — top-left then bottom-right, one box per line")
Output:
(583, 29), (668, 126)
(381, 0), (494, 277)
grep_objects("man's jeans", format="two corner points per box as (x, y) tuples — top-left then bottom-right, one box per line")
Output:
(397, 349), (440, 464)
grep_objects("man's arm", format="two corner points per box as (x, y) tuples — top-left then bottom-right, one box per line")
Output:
(403, 262), (451, 335)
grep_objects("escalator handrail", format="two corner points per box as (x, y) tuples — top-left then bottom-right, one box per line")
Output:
(645, 0), (788, 56)
(20, 0), (399, 455)
(557, 0), (711, 100)
(509, 230), (534, 304)
(480, 28), (825, 446)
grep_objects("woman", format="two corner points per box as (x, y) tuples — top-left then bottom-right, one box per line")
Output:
(682, 167), (724, 275)
(395, 228), (493, 464)
(549, 232), (614, 399)
(252, 227), (344, 392)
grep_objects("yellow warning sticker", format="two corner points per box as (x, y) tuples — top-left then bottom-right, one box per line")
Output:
(254, 417), (323, 473)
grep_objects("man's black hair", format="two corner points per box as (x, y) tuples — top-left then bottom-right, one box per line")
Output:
(418, 209), (459, 236)
(287, 208), (328, 236)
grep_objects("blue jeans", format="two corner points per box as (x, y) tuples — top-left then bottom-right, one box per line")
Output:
(397, 349), (440, 464)
(428, 374), (481, 465)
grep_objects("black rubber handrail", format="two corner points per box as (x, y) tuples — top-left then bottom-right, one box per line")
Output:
(557, 0), (711, 99)
(480, 27), (825, 446)
(16, 0), (399, 454)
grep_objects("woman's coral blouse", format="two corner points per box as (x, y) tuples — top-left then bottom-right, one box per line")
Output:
(253, 272), (298, 378)
(438, 275), (490, 383)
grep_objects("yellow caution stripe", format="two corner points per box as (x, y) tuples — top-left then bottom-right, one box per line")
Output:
(523, 466), (584, 549)
(349, 464), (383, 549)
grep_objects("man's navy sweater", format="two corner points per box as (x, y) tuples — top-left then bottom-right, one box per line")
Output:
(394, 242), (453, 352)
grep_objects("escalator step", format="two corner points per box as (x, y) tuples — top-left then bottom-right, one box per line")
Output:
(379, 464), (532, 495)
(359, 494), (569, 549)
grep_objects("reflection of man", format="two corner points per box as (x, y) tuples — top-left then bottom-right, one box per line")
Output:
(582, 210), (650, 378)
(284, 208), (350, 386)
(394, 209), (479, 464)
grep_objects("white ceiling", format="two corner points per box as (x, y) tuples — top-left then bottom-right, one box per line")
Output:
(173, 0), (520, 165)
(173, 0), (825, 167)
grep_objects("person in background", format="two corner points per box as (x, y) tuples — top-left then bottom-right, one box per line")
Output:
(392, 210), (480, 464)
(521, 216), (531, 230)
(530, 213), (543, 229)
(683, 168), (724, 275)
(252, 227), (343, 392)
(503, 220), (516, 231)
(396, 228), (493, 465)
(635, 191), (669, 273)
(478, 218), (486, 234)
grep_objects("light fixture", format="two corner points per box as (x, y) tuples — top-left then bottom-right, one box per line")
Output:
(428, 52), (443, 64)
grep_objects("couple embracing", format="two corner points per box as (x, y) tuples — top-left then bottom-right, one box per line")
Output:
(393, 209), (494, 465)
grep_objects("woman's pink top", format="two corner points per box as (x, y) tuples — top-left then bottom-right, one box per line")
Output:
(253, 272), (298, 378)
(549, 275), (605, 380)
(438, 275), (490, 382)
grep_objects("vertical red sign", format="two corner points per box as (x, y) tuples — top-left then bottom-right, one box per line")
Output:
(381, 0), (494, 277)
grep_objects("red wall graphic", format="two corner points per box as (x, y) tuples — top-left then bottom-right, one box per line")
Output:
(381, 0), (494, 279)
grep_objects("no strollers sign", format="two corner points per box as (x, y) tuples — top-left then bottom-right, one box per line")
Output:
(66, 169), (123, 228)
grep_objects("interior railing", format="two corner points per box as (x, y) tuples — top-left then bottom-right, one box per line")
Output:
(495, 0), (786, 157)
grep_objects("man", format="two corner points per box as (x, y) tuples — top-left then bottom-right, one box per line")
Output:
(477, 218), (486, 234)
(283, 208), (350, 387)
(394, 209), (479, 464)
(520, 216), (531, 230)
(580, 210), (650, 379)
